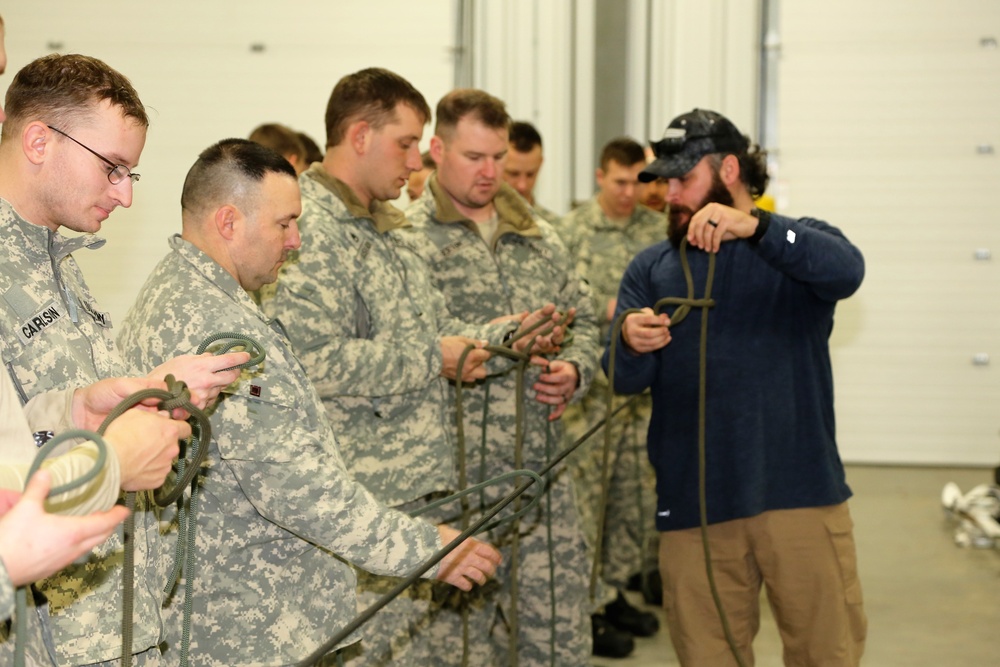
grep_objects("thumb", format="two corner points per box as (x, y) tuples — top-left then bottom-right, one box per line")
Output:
(23, 469), (53, 504)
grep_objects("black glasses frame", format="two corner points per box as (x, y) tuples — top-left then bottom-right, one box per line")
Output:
(47, 125), (141, 185)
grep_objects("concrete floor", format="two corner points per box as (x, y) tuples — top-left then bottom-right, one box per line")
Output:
(593, 465), (1000, 666)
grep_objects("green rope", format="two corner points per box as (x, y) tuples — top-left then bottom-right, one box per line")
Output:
(118, 332), (265, 667)
(13, 429), (110, 667)
(292, 397), (638, 667)
(601, 240), (747, 667)
(447, 312), (566, 667)
(544, 418), (556, 666)
(112, 375), (211, 667)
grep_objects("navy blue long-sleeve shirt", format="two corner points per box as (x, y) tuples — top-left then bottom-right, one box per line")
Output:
(603, 213), (864, 531)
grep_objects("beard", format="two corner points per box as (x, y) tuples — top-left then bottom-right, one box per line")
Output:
(667, 169), (735, 248)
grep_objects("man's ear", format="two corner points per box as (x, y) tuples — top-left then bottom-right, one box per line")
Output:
(22, 122), (52, 166)
(214, 205), (240, 240)
(429, 135), (444, 165)
(347, 120), (371, 155)
(595, 167), (606, 189)
(720, 154), (742, 187)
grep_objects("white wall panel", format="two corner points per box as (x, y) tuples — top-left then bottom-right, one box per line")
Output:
(471, 0), (591, 215)
(1, 1), (455, 325)
(625, 1), (761, 147)
(778, 0), (1000, 464)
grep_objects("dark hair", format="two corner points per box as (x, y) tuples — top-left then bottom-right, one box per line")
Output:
(599, 137), (645, 171)
(434, 89), (510, 139)
(324, 68), (430, 148)
(296, 131), (324, 164)
(2, 53), (147, 141)
(249, 123), (306, 163)
(707, 143), (769, 197)
(181, 138), (297, 219)
(420, 150), (435, 170)
(509, 121), (542, 153)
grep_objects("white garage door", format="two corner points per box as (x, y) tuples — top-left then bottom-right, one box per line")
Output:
(776, 0), (1000, 464)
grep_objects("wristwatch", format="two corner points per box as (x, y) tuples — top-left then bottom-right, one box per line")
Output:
(749, 207), (771, 245)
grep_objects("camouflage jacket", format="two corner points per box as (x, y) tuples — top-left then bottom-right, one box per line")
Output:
(260, 165), (508, 506)
(533, 201), (562, 227)
(0, 198), (162, 665)
(557, 197), (664, 390)
(117, 235), (442, 665)
(399, 176), (599, 484)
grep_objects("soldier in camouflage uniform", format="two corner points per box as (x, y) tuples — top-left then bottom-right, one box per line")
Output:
(400, 89), (599, 667)
(503, 121), (562, 225)
(0, 54), (243, 667)
(259, 69), (540, 666)
(117, 139), (501, 667)
(557, 138), (665, 647)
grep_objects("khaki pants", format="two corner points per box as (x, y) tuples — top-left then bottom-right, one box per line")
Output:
(659, 503), (867, 667)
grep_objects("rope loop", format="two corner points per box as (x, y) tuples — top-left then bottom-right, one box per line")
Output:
(196, 332), (267, 370)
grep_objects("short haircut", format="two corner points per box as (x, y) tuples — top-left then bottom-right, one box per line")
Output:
(296, 131), (324, 164)
(2, 53), (147, 142)
(509, 121), (542, 153)
(248, 123), (307, 163)
(324, 68), (430, 148)
(599, 137), (646, 171)
(420, 150), (435, 170)
(181, 138), (297, 222)
(434, 89), (510, 140)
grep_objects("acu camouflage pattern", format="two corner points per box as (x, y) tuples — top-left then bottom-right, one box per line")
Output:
(117, 235), (443, 667)
(0, 199), (165, 665)
(557, 196), (663, 589)
(531, 201), (561, 227)
(399, 176), (599, 666)
(260, 165), (508, 507)
(260, 166), (508, 667)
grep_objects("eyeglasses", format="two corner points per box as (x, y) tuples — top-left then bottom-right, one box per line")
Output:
(46, 125), (141, 185)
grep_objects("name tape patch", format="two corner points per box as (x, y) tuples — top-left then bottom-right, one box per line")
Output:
(18, 300), (63, 345)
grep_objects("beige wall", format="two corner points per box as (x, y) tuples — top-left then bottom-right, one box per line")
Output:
(3, 1), (993, 465)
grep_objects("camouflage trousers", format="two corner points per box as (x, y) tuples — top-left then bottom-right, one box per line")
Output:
(565, 389), (658, 592)
(339, 574), (436, 667)
(410, 466), (592, 666)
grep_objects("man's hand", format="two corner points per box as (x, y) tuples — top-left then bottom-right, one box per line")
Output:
(532, 360), (579, 421)
(441, 337), (491, 382)
(622, 308), (671, 354)
(104, 409), (191, 492)
(150, 352), (250, 410)
(434, 525), (502, 591)
(71, 377), (171, 431)
(512, 304), (575, 355)
(687, 203), (759, 253)
(0, 470), (130, 586)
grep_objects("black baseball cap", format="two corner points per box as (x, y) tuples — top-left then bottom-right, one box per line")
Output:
(639, 109), (749, 183)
